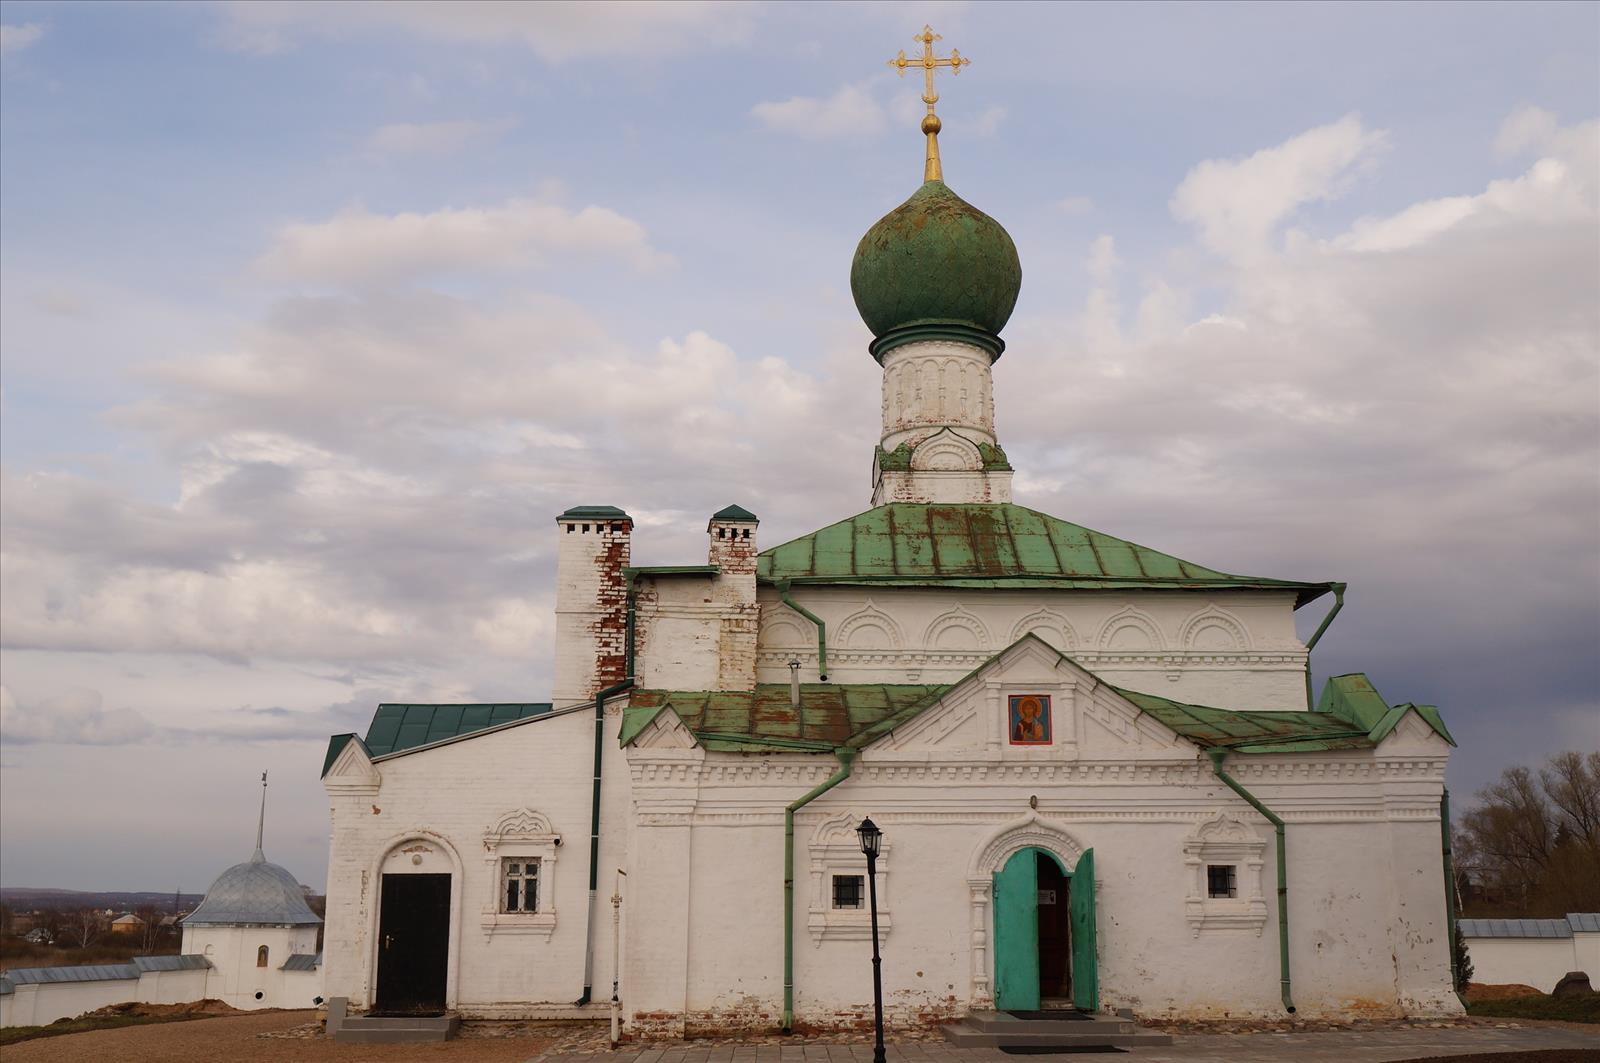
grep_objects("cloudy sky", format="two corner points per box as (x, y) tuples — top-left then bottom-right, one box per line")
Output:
(2, 2), (1595, 893)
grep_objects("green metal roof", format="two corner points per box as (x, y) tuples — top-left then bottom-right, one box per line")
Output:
(321, 733), (359, 777)
(1114, 689), (1376, 752)
(757, 504), (1332, 607)
(712, 504), (760, 522)
(363, 703), (553, 757)
(557, 505), (629, 521)
(623, 684), (949, 752)
(1316, 673), (1455, 746)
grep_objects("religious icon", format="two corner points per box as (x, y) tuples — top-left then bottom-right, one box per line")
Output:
(1008, 694), (1052, 745)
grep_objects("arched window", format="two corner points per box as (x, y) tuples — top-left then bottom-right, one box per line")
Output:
(256, 945), (269, 968)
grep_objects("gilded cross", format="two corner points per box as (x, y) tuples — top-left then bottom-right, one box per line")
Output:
(887, 25), (970, 182)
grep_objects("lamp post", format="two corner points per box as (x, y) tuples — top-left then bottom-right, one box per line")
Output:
(856, 817), (887, 1063)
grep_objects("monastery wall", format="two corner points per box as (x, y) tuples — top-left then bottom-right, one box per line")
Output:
(321, 705), (632, 1017)
(181, 924), (321, 1010)
(754, 586), (1311, 710)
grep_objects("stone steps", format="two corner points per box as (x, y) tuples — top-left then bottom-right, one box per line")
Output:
(326, 998), (460, 1044)
(943, 1010), (1172, 1049)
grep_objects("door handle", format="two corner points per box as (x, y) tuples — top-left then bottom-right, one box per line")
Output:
(383, 934), (394, 950)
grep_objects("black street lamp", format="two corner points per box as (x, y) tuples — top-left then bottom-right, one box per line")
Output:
(856, 817), (887, 1063)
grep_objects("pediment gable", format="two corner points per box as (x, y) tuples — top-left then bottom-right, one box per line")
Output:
(628, 704), (701, 750)
(323, 734), (380, 794)
(867, 633), (1191, 761)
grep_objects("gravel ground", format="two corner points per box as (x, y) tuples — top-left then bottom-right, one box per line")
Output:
(0, 1010), (571, 1063)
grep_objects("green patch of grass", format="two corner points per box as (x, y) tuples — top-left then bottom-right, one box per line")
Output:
(1467, 994), (1600, 1024)
(0, 1011), (221, 1047)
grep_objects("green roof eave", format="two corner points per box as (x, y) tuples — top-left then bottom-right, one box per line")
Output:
(626, 565), (719, 579)
(363, 702), (555, 758)
(711, 504), (760, 523)
(1315, 674), (1455, 748)
(618, 704), (667, 747)
(759, 573), (1331, 606)
(557, 505), (630, 521)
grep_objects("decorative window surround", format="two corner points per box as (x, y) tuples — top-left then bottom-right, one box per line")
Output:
(807, 811), (890, 943)
(481, 808), (559, 937)
(1183, 812), (1268, 937)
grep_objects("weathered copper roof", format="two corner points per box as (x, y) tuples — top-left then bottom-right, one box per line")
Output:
(757, 504), (1332, 607)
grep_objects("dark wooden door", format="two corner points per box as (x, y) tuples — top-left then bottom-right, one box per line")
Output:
(375, 873), (450, 1014)
(1036, 851), (1071, 1000)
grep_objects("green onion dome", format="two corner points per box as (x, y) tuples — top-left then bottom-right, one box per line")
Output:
(850, 179), (1022, 363)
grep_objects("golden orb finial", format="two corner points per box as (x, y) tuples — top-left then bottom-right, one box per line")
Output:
(886, 24), (970, 183)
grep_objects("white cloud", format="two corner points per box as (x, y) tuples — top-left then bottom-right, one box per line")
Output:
(0, 22), (44, 56)
(255, 198), (672, 286)
(1494, 105), (1561, 160)
(0, 685), (153, 745)
(751, 83), (887, 140)
(1170, 114), (1389, 261)
(213, 1), (754, 60)
(366, 118), (515, 155)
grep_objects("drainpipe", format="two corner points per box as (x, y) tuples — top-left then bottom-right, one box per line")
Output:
(777, 580), (829, 681)
(576, 573), (638, 1007)
(783, 748), (855, 1033)
(1302, 583), (1346, 710)
(1208, 749), (1296, 1014)
(1441, 788), (1467, 1008)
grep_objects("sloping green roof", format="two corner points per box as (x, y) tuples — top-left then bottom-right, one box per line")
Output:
(1115, 689), (1376, 752)
(624, 684), (949, 752)
(558, 505), (629, 521)
(1316, 673), (1455, 746)
(712, 504), (760, 522)
(757, 504), (1331, 606)
(321, 733), (360, 777)
(364, 703), (552, 757)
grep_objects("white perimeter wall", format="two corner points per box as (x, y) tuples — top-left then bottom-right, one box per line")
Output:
(1465, 935), (1596, 993)
(0, 968), (211, 1028)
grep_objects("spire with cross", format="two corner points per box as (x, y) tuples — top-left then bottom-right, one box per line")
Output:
(887, 25), (971, 183)
(252, 770), (268, 862)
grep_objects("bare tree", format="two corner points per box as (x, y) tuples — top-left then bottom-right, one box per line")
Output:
(1458, 750), (1600, 916)
(60, 908), (102, 950)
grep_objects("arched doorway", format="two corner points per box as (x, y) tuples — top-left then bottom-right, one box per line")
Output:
(993, 846), (1097, 1012)
(369, 834), (461, 1015)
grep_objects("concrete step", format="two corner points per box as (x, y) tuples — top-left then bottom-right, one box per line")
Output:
(332, 1013), (460, 1044)
(943, 1013), (1171, 1049)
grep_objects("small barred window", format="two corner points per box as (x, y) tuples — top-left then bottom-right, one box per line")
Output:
(1207, 864), (1237, 899)
(832, 874), (865, 910)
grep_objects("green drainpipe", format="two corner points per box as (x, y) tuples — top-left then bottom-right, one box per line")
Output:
(1208, 749), (1296, 1014)
(783, 749), (855, 1032)
(777, 580), (828, 681)
(576, 573), (638, 1007)
(1302, 582), (1347, 710)
(1441, 788), (1467, 1007)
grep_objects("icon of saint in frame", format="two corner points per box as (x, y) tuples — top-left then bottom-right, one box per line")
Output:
(1008, 694), (1052, 745)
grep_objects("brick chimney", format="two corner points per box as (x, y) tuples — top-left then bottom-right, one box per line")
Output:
(707, 505), (759, 691)
(553, 505), (632, 708)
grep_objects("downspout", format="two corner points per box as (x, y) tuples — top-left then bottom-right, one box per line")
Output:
(777, 580), (829, 681)
(1208, 748), (1296, 1014)
(1441, 788), (1467, 1007)
(783, 748), (855, 1033)
(1302, 582), (1347, 710)
(577, 572), (638, 1007)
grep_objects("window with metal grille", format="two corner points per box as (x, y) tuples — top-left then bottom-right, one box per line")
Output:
(1207, 864), (1238, 899)
(502, 858), (540, 912)
(832, 874), (865, 910)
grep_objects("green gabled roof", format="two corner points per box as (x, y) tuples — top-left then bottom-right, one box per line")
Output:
(712, 504), (760, 522)
(623, 684), (950, 752)
(321, 733), (362, 777)
(757, 504), (1331, 607)
(364, 703), (553, 757)
(557, 505), (629, 521)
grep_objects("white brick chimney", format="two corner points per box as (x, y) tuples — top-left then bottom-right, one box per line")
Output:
(552, 505), (632, 709)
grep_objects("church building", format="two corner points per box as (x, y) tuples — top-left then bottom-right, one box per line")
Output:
(319, 30), (1462, 1035)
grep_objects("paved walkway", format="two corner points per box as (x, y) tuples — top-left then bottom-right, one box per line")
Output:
(533, 1026), (1600, 1063)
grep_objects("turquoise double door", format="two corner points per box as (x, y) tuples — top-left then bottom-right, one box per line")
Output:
(992, 846), (1098, 1012)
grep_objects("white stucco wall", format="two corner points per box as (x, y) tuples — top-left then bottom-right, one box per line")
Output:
(0, 967), (213, 1028)
(182, 923), (320, 1009)
(754, 587), (1311, 712)
(322, 703), (628, 1017)
(1463, 936), (1586, 993)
